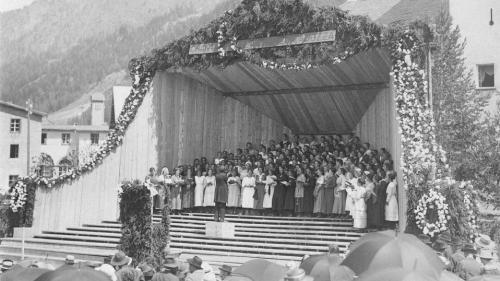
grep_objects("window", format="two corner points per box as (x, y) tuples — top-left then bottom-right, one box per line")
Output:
(90, 133), (99, 145)
(41, 133), (47, 145)
(478, 64), (495, 88)
(9, 144), (19, 158)
(10, 119), (21, 133)
(61, 133), (71, 145)
(8, 175), (19, 187)
(58, 158), (73, 175)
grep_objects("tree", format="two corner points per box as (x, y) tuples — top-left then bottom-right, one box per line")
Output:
(432, 10), (500, 204)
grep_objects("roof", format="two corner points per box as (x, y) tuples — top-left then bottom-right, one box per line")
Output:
(42, 124), (110, 132)
(178, 47), (391, 134)
(0, 100), (46, 117)
(112, 86), (131, 123)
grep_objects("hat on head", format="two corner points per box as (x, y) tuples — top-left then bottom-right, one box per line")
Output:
(475, 234), (495, 250)
(65, 255), (75, 265)
(462, 243), (476, 253)
(187, 256), (203, 269)
(479, 249), (495, 260)
(164, 260), (178, 269)
(1, 259), (14, 271)
(139, 264), (155, 277)
(111, 251), (131, 266)
(284, 268), (314, 281)
(433, 240), (447, 251)
(219, 264), (232, 274)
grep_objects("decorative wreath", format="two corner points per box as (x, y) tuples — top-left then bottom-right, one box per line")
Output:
(9, 180), (27, 213)
(415, 188), (450, 237)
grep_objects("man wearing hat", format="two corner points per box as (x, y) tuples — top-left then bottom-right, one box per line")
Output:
(96, 256), (117, 281)
(185, 256), (204, 281)
(458, 243), (483, 279)
(218, 265), (232, 280)
(1, 259), (13, 272)
(111, 251), (142, 281)
(152, 260), (179, 281)
(57, 255), (76, 270)
(480, 249), (500, 275)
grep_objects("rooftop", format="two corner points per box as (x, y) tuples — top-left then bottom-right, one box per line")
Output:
(0, 100), (46, 117)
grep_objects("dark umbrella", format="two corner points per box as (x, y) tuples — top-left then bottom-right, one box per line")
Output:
(33, 267), (110, 281)
(357, 267), (436, 281)
(469, 276), (500, 281)
(233, 259), (286, 281)
(300, 255), (353, 281)
(0, 267), (51, 281)
(341, 230), (444, 279)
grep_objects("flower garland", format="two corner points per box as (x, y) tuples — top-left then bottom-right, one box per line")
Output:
(461, 181), (479, 239)
(414, 188), (450, 237)
(9, 180), (27, 213)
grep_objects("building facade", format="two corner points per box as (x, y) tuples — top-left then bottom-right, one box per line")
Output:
(41, 93), (109, 171)
(450, 0), (500, 113)
(0, 101), (44, 193)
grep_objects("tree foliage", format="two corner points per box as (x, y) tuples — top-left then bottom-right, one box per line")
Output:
(119, 180), (152, 265)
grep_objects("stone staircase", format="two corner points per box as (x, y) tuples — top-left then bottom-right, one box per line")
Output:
(0, 213), (362, 269)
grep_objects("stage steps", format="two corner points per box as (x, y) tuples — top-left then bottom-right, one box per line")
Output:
(0, 213), (362, 270)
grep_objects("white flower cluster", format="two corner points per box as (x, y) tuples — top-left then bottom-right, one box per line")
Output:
(461, 183), (479, 239)
(9, 181), (27, 213)
(415, 188), (450, 237)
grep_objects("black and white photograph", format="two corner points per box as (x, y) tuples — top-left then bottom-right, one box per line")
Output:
(0, 0), (499, 280)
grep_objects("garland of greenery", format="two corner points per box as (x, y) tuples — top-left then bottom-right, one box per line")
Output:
(118, 180), (152, 265)
(151, 187), (171, 270)
(11, 0), (477, 241)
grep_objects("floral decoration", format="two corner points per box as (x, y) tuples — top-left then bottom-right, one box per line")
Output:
(415, 188), (450, 237)
(9, 180), (27, 213)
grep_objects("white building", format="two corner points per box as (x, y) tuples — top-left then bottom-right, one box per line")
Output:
(450, 0), (500, 113)
(0, 101), (44, 193)
(41, 93), (109, 171)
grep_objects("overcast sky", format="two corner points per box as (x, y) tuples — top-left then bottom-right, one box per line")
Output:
(0, 0), (35, 12)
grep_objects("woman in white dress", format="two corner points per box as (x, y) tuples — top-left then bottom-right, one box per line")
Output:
(157, 167), (171, 210)
(203, 168), (216, 209)
(227, 168), (241, 212)
(344, 171), (355, 216)
(170, 168), (184, 213)
(263, 170), (276, 214)
(194, 169), (206, 211)
(352, 178), (367, 229)
(241, 170), (256, 215)
(385, 171), (399, 227)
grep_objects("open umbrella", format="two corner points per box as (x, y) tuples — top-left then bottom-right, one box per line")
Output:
(233, 259), (286, 281)
(33, 267), (110, 281)
(469, 276), (500, 281)
(17, 260), (55, 270)
(341, 230), (444, 279)
(300, 255), (354, 281)
(224, 275), (254, 281)
(357, 267), (436, 281)
(440, 271), (463, 281)
(0, 267), (51, 281)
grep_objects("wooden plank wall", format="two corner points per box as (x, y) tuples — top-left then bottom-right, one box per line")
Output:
(31, 88), (158, 232)
(354, 81), (405, 230)
(154, 72), (291, 170)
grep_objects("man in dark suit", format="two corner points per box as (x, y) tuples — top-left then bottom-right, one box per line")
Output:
(214, 166), (228, 222)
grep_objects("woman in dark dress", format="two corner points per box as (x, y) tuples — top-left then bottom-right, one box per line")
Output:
(282, 169), (296, 216)
(213, 166), (228, 222)
(272, 166), (286, 216)
(366, 173), (382, 228)
(182, 167), (195, 211)
(303, 167), (315, 216)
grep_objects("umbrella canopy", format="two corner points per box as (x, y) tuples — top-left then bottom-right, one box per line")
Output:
(341, 230), (444, 279)
(233, 259), (286, 281)
(357, 267), (437, 281)
(17, 260), (55, 270)
(0, 267), (52, 281)
(439, 271), (463, 281)
(224, 275), (254, 281)
(33, 267), (110, 281)
(469, 276), (500, 281)
(300, 255), (354, 281)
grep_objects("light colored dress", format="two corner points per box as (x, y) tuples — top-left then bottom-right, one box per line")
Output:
(332, 174), (346, 214)
(194, 175), (205, 207)
(203, 175), (216, 207)
(385, 181), (399, 221)
(345, 178), (357, 214)
(227, 176), (241, 207)
(241, 176), (256, 208)
(170, 175), (184, 210)
(313, 175), (325, 214)
(263, 175), (276, 209)
(353, 184), (367, 229)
